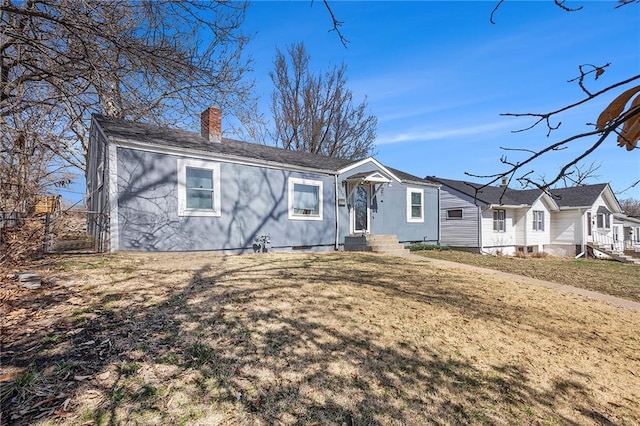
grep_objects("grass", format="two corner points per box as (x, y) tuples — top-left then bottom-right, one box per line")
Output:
(414, 249), (640, 303)
(1, 251), (640, 425)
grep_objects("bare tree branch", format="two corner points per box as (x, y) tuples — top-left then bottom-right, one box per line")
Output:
(1, 0), (257, 209)
(321, 0), (349, 47)
(501, 72), (640, 135)
(269, 42), (376, 160)
(491, 0), (583, 24)
(466, 105), (640, 191)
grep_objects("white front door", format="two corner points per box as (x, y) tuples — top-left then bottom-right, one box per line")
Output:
(352, 185), (370, 233)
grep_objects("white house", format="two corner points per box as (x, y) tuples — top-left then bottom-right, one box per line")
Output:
(428, 178), (628, 259)
(426, 177), (559, 255)
(547, 183), (623, 257)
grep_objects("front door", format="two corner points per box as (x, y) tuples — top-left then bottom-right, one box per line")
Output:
(352, 185), (370, 233)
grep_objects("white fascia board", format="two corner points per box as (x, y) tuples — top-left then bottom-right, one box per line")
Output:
(537, 193), (560, 211)
(337, 157), (402, 183)
(602, 185), (623, 213)
(92, 116), (111, 145)
(111, 137), (338, 177)
(559, 205), (591, 211)
(486, 204), (530, 209)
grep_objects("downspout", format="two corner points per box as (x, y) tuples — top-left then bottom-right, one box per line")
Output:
(334, 174), (340, 250)
(523, 210), (527, 249)
(437, 186), (441, 245)
(477, 206), (483, 253)
(579, 208), (586, 257)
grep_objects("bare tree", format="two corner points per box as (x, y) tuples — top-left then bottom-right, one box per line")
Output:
(1, 0), (255, 175)
(466, 1), (639, 192)
(620, 198), (640, 217)
(559, 162), (602, 188)
(1, 106), (74, 212)
(270, 42), (377, 160)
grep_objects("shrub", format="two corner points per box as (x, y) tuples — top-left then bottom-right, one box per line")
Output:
(406, 243), (450, 252)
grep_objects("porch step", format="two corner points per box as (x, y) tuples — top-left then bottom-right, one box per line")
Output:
(344, 234), (410, 256)
(588, 243), (640, 265)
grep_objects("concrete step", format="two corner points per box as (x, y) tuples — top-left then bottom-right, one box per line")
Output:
(371, 248), (410, 256)
(344, 234), (409, 256)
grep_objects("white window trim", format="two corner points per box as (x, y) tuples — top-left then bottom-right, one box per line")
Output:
(597, 212), (610, 229)
(288, 177), (323, 221)
(177, 158), (221, 217)
(406, 187), (424, 223)
(532, 210), (544, 231)
(493, 209), (506, 232)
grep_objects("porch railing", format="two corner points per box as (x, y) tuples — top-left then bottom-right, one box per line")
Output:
(592, 231), (624, 253)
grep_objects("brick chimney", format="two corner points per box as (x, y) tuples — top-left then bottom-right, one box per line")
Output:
(200, 106), (222, 143)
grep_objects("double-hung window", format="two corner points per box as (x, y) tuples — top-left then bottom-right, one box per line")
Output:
(493, 209), (506, 232)
(288, 177), (323, 220)
(177, 158), (221, 217)
(406, 188), (424, 222)
(532, 210), (544, 231)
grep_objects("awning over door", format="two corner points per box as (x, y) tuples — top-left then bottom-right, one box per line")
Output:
(344, 171), (392, 185)
(344, 171), (393, 202)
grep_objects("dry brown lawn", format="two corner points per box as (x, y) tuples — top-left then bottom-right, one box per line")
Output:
(415, 249), (640, 303)
(1, 252), (640, 425)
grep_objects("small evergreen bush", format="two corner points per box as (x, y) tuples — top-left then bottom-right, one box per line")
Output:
(406, 243), (450, 252)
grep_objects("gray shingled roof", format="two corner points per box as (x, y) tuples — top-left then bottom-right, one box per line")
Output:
(94, 114), (356, 172)
(387, 167), (436, 186)
(546, 183), (608, 208)
(426, 176), (543, 206)
(95, 114), (437, 186)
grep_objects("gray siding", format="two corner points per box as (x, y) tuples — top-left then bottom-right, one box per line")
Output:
(115, 148), (337, 252)
(336, 162), (439, 244)
(438, 186), (480, 248)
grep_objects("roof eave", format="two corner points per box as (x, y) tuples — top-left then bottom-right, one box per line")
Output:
(110, 137), (339, 175)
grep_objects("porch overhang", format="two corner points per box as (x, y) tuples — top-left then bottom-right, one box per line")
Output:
(344, 171), (393, 206)
(344, 171), (393, 185)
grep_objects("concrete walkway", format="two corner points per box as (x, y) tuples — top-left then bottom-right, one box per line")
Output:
(404, 253), (640, 313)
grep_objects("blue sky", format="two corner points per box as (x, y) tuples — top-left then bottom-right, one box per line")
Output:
(55, 1), (639, 204)
(239, 0), (640, 198)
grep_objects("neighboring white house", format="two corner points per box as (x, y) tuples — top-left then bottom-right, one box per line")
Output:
(546, 183), (623, 257)
(426, 177), (559, 255)
(427, 177), (626, 258)
(614, 214), (640, 252)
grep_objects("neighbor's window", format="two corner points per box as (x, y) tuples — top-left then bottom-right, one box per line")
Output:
(493, 209), (506, 232)
(597, 213), (610, 229)
(406, 188), (424, 222)
(447, 209), (463, 219)
(288, 177), (323, 220)
(532, 210), (544, 231)
(177, 158), (221, 217)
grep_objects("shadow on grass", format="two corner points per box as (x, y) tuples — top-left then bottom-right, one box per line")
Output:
(0, 253), (626, 425)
